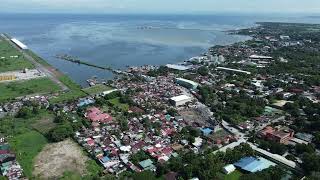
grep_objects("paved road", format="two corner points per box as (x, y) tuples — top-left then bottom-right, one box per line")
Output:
(1, 34), (69, 91)
(216, 121), (302, 172)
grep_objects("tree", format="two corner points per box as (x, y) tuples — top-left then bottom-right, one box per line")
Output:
(16, 107), (33, 119)
(295, 144), (315, 155)
(132, 170), (157, 180)
(48, 124), (73, 142)
(130, 151), (150, 165)
(301, 153), (320, 174)
(314, 132), (320, 148)
(167, 108), (177, 116)
(197, 66), (209, 76)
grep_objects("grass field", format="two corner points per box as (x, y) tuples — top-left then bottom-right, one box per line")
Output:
(82, 84), (113, 95)
(49, 75), (86, 103)
(31, 113), (56, 134)
(0, 37), (34, 72)
(224, 170), (243, 180)
(0, 111), (56, 178)
(108, 97), (129, 111)
(9, 131), (48, 178)
(0, 78), (61, 102)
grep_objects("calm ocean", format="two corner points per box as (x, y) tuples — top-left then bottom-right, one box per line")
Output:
(0, 13), (318, 86)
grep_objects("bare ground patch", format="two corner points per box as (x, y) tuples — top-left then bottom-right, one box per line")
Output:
(33, 139), (89, 179)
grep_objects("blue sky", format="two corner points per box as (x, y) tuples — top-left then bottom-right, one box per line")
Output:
(2, 0), (320, 14)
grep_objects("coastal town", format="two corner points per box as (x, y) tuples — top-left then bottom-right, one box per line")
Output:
(0, 22), (320, 180)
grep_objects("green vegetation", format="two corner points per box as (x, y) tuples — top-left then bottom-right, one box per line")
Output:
(0, 37), (34, 72)
(47, 113), (86, 142)
(60, 171), (82, 180)
(0, 110), (55, 178)
(224, 170), (242, 180)
(25, 50), (52, 67)
(0, 78), (60, 102)
(130, 150), (150, 165)
(9, 131), (47, 178)
(153, 143), (255, 180)
(50, 75), (86, 103)
(82, 84), (113, 95)
(239, 166), (285, 180)
(108, 97), (129, 111)
(218, 92), (265, 125)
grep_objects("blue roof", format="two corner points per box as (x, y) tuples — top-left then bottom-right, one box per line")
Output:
(101, 156), (110, 163)
(234, 156), (276, 173)
(201, 128), (213, 135)
(77, 99), (95, 107)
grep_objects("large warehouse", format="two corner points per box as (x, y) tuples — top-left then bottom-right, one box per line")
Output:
(175, 78), (199, 90)
(170, 95), (193, 106)
(11, 38), (28, 50)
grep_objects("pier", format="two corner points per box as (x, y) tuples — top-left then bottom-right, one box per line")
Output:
(55, 54), (129, 76)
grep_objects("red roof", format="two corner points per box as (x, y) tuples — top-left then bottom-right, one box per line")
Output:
(86, 107), (112, 123)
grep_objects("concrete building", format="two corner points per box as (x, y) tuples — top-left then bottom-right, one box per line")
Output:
(216, 67), (251, 75)
(170, 95), (192, 106)
(10, 38), (28, 50)
(166, 64), (191, 71)
(175, 78), (199, 90)
(258, 126), (294, 144)
(234, 156), (276, 173)
(222, 164), (236, 174)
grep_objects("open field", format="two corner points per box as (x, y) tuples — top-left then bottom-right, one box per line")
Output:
(0, 77), (61, 102)
(224, 170), (243, 180)
(0, 111), (54, 178)
(49, 75), (87, 103)
(82, 84), (113, 95)
(31, 113), (56, 134)
(108, 97), (129, 111)
(33, 139), (89, 179)
(9, 131), (48, 178)
(0, 37), (34, 72)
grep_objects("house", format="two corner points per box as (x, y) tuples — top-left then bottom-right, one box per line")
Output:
(138, 159), (156, 171)
(234, 156), (276, 173)
(258, 126), (294, 144)
(77, 98), (95, 107)
(201, 128), (213, 136)
(85, 107), (113, 123)
(295, 133), (314, 143)
(170, 95), (193, 107)
(222, 164), (236, 174)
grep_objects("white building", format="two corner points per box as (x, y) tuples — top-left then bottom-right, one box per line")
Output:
(11, 38), (28, 50)
(170, 95), (192, 106)
(222, 164), (236, 174)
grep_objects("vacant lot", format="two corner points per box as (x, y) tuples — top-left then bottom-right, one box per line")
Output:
(0, 37), (34, 72)
(0, 77), (60, 102)
(31, 113), (56, 134)
(82, 84), (113, 95)
(33, 139), (89, 179)
(108, 97), (129, 111)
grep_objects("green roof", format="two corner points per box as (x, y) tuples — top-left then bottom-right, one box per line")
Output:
(0, 144), (10, 150)
(139, 159), (154, 169)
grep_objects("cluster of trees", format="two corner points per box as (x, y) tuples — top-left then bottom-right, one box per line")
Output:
(147, 66), (170, 77)
(239, 166), (285, 180)
(198, 85), (218, 106)
(47, 112), (86, 142)
(152, 143), (255, 180)
(197, 66), (209, 76)
(129, 150), (151, 165)
(174, 126), (200, 144)
(255, 139), (287, 155)
(218, 92), (265, 125)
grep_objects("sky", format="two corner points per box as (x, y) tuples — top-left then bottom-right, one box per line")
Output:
(2, 0), (320, 14)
